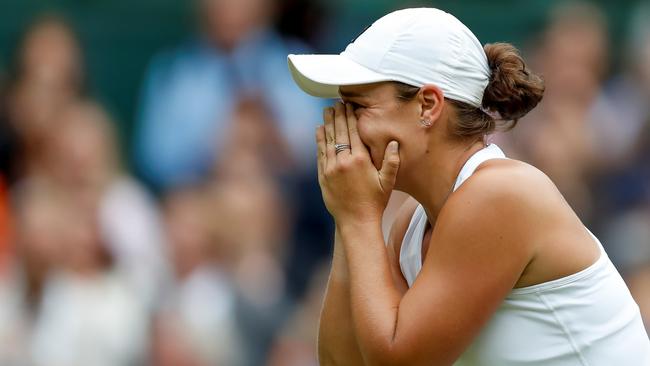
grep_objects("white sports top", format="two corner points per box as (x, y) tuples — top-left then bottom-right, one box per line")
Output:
(399, 144), (650, 365)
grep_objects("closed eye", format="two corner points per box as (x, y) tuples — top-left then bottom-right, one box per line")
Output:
(348, 102), (364, 110)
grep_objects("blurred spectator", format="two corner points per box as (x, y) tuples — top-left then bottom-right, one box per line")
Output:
(13, 15), (84, 93)
(42, 100), (170, 309)
(209, 164), (290, 304)
(180, 95), (298, 364)
(590, 1), (650, 169)
(135, 0), (333, 306)
(153, 186), (245, 366)
(588, 1), (650, 216)
(28, 192), (147, 366)
(0, 181), (63, 364)
(213, 94), (296, 178)
(592, 1), (650, 332)
(0, 16), (159, 365)
(2, 181), (148, 366)
(208, 133), (294, 365)
(497, 0), (608, 223)
(6, 14), (85, 179)
(134, 0), (324, 190)
(266, 260), (328, 366)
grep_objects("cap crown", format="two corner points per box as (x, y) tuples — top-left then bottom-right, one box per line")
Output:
(342, 8), (490, 107)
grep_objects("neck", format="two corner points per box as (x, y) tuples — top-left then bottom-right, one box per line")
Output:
(399, 138), (486, 225)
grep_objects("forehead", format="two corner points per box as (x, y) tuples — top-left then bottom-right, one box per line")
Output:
(339, 82), (395, 99)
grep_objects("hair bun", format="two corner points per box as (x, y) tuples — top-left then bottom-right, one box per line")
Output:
(482, 43), (544, 126)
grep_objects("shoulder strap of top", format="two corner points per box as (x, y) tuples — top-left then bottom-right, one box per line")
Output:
(452, 144), (507, 192)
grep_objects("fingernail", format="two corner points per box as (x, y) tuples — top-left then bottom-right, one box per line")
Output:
(390, 141), (399, 151)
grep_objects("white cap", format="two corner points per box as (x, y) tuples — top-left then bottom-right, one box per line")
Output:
(288, 8), (491, 107)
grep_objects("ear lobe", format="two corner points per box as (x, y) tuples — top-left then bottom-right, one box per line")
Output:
(419, 84), (444, 124)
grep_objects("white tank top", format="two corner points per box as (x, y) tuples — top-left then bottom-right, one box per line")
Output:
(399, 144), (650, 365)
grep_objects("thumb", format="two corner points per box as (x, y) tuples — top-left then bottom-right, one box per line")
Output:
(378, 141), (400, 193)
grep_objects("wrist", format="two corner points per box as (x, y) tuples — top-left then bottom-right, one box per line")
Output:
(336, 216), (383, 237)
(334, 215), (383, 230)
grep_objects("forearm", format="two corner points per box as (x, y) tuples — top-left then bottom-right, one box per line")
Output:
(338, 219), (402, 365)
(318, 228), (365, 366)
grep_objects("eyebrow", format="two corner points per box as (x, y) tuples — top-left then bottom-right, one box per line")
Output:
(338, 89), (366, 99)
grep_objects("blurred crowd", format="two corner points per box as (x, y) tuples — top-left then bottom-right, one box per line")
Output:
(0, 0), (648, 365)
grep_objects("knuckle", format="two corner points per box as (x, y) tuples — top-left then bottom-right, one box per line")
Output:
(336, 161), (351, 173)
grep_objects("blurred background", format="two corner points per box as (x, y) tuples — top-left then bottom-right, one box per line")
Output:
(0, 0), (648, 365)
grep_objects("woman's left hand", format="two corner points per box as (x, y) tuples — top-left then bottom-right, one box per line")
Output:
(316, 102), (400, 224)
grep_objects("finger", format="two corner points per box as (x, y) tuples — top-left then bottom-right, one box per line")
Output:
(378, 141), (401, 193)
(334, 102), (350, 156)
(315, 125), (326, 178)
(345, 102), (364, 153)
(323, 107), (336, 165)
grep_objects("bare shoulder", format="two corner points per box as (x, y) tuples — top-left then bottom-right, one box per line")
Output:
(438, 158), (578, 264)
(449, 158), (564, 217)
(449, 158), (600, 288)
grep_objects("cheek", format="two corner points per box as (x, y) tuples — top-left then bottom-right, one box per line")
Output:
(356, 116), (391, 168)
(356, 114), (385, 145)
(358, 110), (402, 144)
(356, 117), (372, 144)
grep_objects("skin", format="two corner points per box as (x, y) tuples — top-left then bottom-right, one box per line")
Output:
(316, 82), (601, 365)
(201, 0), (273, 50)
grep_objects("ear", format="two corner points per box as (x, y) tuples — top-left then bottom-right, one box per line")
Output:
(418, 84), (444, 126)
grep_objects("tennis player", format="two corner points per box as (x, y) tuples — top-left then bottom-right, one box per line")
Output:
(287, 7), (650, 366)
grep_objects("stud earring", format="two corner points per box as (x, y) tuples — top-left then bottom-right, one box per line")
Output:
(420, 119), (432, 127)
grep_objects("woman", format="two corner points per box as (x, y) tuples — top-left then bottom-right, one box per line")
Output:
(287, 8), (650, 365)
(7, 14), (85, 179)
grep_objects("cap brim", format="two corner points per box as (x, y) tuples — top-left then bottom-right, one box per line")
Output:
(288, 54), (390, 98)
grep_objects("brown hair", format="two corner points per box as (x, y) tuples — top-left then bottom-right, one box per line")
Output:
(394, 42), (545, 138)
